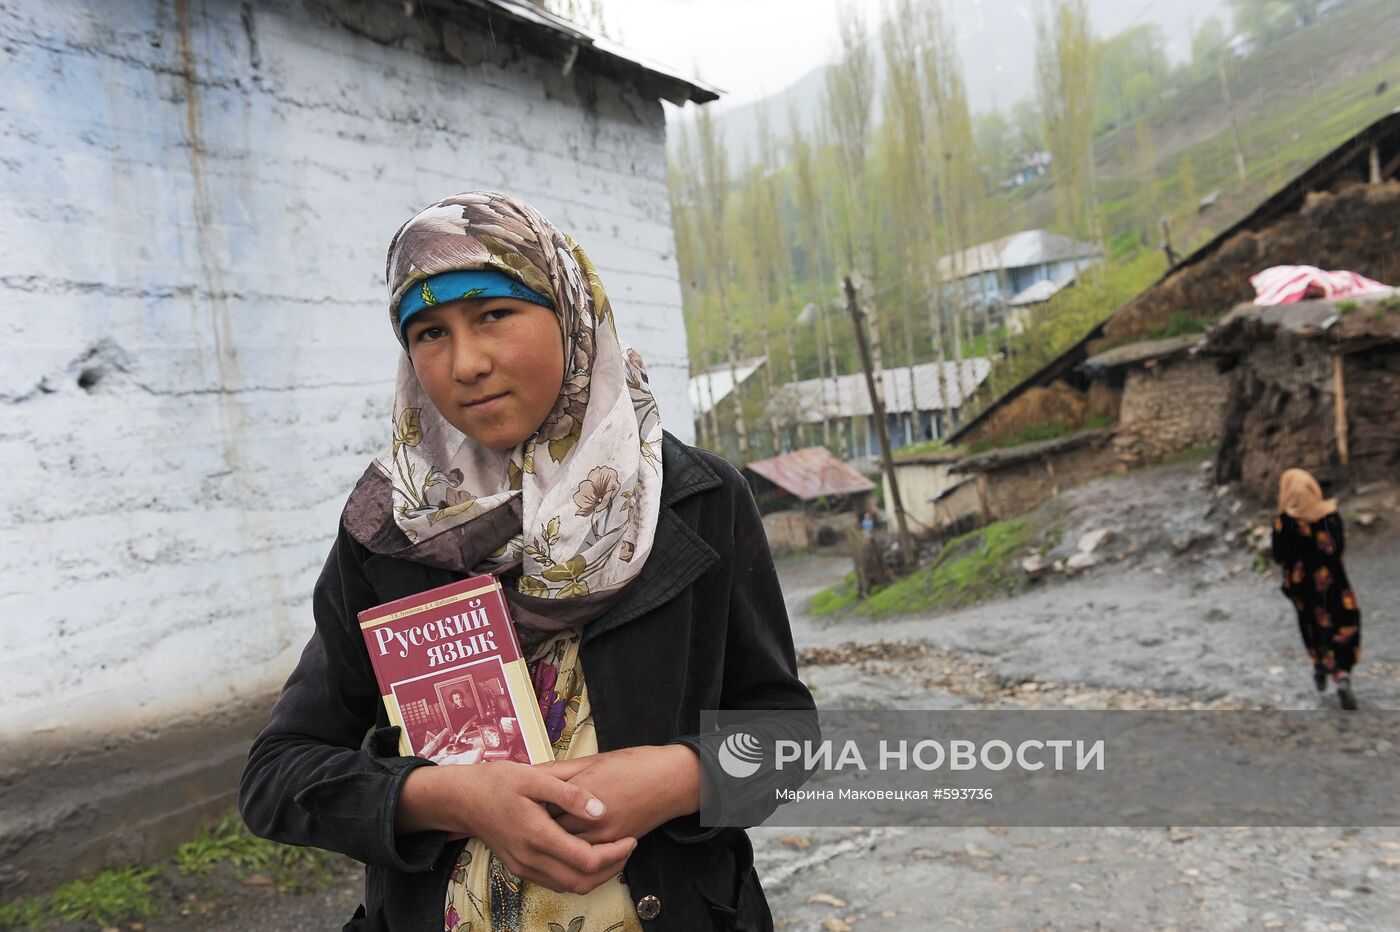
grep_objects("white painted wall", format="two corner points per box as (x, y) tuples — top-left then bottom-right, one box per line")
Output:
(0, 0), (694, 745)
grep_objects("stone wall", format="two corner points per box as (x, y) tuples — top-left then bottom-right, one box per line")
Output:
(0, 0), (692, 895)
(1113, 356), (1229, 467)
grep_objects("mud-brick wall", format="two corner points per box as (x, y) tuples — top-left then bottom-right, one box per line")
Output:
(1221, 339), (1340, 500)
(1113, 356), (1229, 467)
(0, 0), (692, 895)
(980, 436), (1118, 520)
(1345, 345), (1400, 481)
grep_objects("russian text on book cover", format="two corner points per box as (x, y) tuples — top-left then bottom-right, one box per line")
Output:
(358, 575), (553, 765)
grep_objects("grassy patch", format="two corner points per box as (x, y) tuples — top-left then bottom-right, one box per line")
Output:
(860, 519), (1033, 616)
(895, 437), (964, 458)
(1145, 311), (1212, 339)
(968, 415), (1113, 455)
(810, 572), (860, 616)
(0, 812), (341, 930)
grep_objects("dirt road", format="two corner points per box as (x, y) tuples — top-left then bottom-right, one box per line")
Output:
(142, 464), (1399, 930)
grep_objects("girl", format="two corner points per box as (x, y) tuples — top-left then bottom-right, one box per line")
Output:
(1270, 468), (1362, 710)
(240, 192), (816, 931)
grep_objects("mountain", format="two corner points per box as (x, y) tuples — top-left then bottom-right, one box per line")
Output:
(670, 0), (1230, 165)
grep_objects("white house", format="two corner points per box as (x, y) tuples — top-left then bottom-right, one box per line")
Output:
(0, 0), (714, 894)
(936, 229), (1103, 329)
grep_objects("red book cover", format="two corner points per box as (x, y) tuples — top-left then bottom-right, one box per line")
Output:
(357, 575), (553, 765)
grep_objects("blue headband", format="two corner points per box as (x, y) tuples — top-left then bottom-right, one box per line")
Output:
(396, 270), (554, 343)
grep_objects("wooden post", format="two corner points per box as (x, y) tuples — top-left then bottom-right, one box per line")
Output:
(1044, 454), (1060, 498)
(976, 473), (992, 525)
(1333, 354), (1350, 466)
(845, 275), (916, 570)
(1370, 143), (1382, 185)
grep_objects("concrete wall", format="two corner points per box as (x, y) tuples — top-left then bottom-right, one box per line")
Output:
(1113, 356), (1228, 467)
(885, 460), (958, 531)
(0, 0), (692, 894)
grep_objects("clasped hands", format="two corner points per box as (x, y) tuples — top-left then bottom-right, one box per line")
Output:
(397, 743), (702, 896)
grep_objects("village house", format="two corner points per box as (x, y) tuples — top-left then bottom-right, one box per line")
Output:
(936, 229), (1103, 332)
(0, 0), (715, 896)
(765, 358), (992, 460)
(938, 109), (1399, 528)
(742, 446), (877, 554)
(1205, 295), (1400, 501)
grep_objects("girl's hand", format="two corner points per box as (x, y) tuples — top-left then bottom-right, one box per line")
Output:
(538, 745), (703, 844)
(397, 762), (636, 894)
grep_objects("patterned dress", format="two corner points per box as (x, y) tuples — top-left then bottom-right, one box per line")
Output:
(1271, 512), (1362, 677)
(444, 630), (643, 932)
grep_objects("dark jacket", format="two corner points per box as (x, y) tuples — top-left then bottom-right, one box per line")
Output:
(239, 433), (817, 931)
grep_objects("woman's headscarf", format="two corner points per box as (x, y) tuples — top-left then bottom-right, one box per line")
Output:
(377, 191), (663, 651)
(1278, 468), (1337, 523)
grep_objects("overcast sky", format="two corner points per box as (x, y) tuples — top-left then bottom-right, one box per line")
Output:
(601, 0), (890, 111)
(599, 0), (1222, 117)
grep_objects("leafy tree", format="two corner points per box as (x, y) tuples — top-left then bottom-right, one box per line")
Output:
(1094, 24), (1169, 133)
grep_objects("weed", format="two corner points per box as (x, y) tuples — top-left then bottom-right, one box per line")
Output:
(176, 814), (335, 891)
(0, 896), (46, 930)
(810, 572), (860, 616)
(46, 867), (161, 928)
(1336, 300), (1359, 315)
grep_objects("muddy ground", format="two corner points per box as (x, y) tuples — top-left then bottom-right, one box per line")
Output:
(83, 463), (1400, 931)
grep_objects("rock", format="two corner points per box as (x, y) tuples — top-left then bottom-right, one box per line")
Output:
(964, 842), (995, 859)
(1052, 559), (1066, 574)
(778, 835), (811, 850)
(1356, 511), (1378, 527)
(1021, 554), (1047, 579)
(822, 918), (852, 932)
(809, 893), (848, 908)
(1077, 528), (1111, 554)
(1065, 552), (1096, 575)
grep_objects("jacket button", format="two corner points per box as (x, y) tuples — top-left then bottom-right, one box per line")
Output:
(636, 894), (661, 920)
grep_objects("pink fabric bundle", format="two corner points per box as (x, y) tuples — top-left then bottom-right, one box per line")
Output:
(1250, 265), (1392, 306)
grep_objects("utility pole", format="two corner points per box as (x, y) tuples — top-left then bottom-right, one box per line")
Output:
(1217, 58), (1248, 183)
(845, 275), (915, 570)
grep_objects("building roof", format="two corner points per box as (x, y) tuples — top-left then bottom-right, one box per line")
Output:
(953, 427), (1114, 474)
(744, 446), (876, 501)
(688, 356), (767, 417)
(1008, 278), (1072, 307)
(458, 0), (720, 105)
(1205, 294), (1400, 354)
(936, 230), (1103, 281)
(764, 359), (992, 424)
(1081, 334), (1202, 371)
(947, 108), (1400, 447)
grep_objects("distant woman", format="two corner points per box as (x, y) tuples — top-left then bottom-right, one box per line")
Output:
(1271, 468), (1362, 709)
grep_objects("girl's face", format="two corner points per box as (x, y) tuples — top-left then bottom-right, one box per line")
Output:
(405, 298), (566, 452)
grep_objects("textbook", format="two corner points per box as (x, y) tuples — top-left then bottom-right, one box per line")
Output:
(358, 575), (554, 766)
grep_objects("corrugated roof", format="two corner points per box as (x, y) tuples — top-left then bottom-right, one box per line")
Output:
(744, 446), (876, 500)
(688, 356), (767, 417)
(936, 230), (1103, 280)
(462, 0), (721, 104)
(764, 359), (992, 423)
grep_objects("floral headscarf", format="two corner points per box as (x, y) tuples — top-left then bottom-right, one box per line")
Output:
(1278, 468), (1337, 524)
(377, 191), (663, 649)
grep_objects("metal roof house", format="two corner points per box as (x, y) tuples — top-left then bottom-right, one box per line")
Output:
(936, 229), (1103, 315)
(766, 359), (992, 456)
